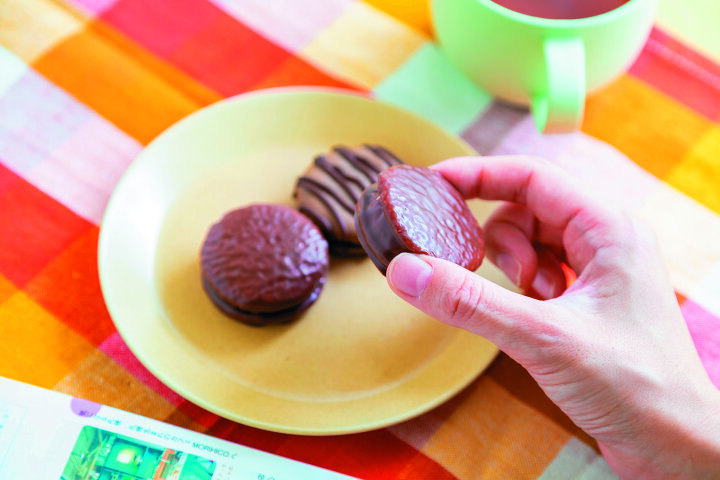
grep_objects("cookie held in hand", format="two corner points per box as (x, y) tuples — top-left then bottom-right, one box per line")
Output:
(355, 165), (484, 275)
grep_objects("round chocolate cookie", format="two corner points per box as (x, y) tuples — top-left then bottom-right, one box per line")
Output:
(355, 165), (484, 275)
(294, 144), (404, 256)
(200, 204), (329, 326)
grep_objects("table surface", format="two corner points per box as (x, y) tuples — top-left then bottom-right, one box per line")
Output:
(1, 1), (719, 478)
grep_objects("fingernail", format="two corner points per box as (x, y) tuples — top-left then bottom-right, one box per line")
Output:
(496, 253), (521, 286)
(532, 269), (555, 299)
(388, 254), (432, 298)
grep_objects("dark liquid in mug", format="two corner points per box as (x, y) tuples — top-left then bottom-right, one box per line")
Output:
(490, 0), (630, 19)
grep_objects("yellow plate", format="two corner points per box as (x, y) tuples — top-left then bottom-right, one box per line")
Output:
(98, 88), (510, 435)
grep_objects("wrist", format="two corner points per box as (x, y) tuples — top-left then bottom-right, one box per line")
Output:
(600, 382), (720, 479)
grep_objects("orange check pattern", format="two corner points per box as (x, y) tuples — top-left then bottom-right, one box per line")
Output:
(1, 1), (719, 478)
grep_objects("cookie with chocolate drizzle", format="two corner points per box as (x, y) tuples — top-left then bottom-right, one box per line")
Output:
(294, 145), (404, 256)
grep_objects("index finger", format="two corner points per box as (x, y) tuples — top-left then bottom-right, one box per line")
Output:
(432, 155), (625, 272)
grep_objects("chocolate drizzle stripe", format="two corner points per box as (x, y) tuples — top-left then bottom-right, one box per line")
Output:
(297, 177), (355, 213)
(314, 155), (363, 203)
(365, 144), (403, 167)
(298, 206), (333, 238)
(323, 156), (368, 191)
(296, 178), (351, 237)
(334, 147), (381, 182)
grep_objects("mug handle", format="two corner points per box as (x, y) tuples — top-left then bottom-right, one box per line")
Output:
(531, 38), (586, 134)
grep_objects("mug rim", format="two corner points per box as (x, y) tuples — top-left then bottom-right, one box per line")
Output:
(476, 0), (646, 27)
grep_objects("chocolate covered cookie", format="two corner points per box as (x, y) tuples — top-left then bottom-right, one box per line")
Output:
(200, 204), (329, 326)
(294, 144), (404, 256)
(355, 165), (484, 275)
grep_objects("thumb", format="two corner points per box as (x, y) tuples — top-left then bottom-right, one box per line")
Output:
(386, 253), (556, 352)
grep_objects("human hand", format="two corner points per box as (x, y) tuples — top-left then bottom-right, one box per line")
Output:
(386, 156), (720, 479)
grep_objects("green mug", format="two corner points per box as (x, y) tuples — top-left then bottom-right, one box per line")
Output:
(432, 0), (658, 133)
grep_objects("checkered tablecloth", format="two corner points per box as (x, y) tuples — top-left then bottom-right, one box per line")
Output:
(1, 1), (719, 478)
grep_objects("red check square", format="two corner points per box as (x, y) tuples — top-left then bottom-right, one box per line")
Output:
(250, 55), (362, 92)
(25, 228), (115, 346)
(169, 13), (291, 96)
(101, 0), (220, 57)
(0, 165), (90, 287)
